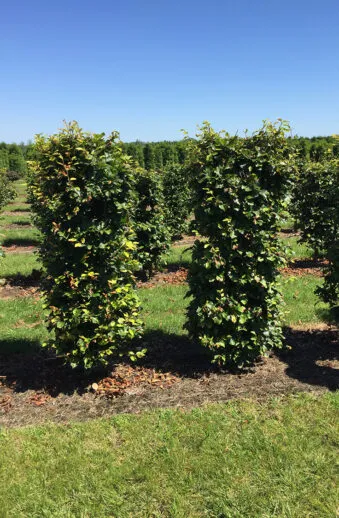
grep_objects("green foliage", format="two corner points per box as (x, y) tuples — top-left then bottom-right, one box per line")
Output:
(162, 163), (191, 240)
(28, 122), (144, 368)
(134, 167), (170, 278)
(292, 158), (339, 307)
(185, 121), (296, 367)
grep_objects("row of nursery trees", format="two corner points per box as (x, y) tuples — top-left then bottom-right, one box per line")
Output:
(4, 120), (336, 369)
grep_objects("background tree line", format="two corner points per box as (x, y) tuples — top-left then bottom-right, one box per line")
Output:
(1, 135), (338, 177)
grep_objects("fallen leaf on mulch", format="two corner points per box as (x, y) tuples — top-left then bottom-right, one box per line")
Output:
(0, 395), (12, 413)
(138, 268), (188, 289)
(27, 392), (51, 407)
(280, 266), (323, 277)
(92, 364), (179, 398)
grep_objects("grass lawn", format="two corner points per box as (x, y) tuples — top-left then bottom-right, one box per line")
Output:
(3, 202), (31, 212)
(0, 252), (39, 278)
(0, 227), (41, 247)
(0, 393), (337, 517)
(282, 236), (313, 260)
(0, 227), (40, 246)
(0, 213), (33, 225)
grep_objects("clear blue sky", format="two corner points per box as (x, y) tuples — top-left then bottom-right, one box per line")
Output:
(1, 0), (338, 143)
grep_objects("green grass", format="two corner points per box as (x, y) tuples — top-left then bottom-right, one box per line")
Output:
(281, 275), (327, 325)
(281, 236), (313, 260)
(0, 297), (46, 353)
(0, 393), (337, 517)
(0, 228), (41, 247)
(0, 213), (33, 225)
(2, 202), (31, 212)
(0, 252), (39, 278)
(162, 244), (193, 269)
(140, 284), (188, 334)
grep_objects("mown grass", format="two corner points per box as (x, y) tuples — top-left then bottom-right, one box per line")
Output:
(3, 205), (31, 213)
(0, 252), (39, 278)
(0, 297), (46, 353)
(282, 236), (313, 260)
(0, 393), (337, 517)
(0, 227), (41, 247)
(0, 213), (33, 225)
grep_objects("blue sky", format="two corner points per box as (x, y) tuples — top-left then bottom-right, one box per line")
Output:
(1, 0), (338, 142)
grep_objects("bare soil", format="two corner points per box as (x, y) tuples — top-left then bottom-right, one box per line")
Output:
(0, 326), (337, 428)
(1, 211), (32, 217)
(3, 224), (34, 230)
(1, 245), (37, 255)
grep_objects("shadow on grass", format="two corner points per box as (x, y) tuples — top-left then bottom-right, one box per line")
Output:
(278, 327), (339, 391)
(2, 237), (41, 247)
(279, 228), (297, 234)
(4, 269), (41, 287)
(11, 221), (32, 226)
(164, 261), (191, 272)
(316, 306), (339, 327)
(6, 207), (31, 212)
(287, 258), (326, 269)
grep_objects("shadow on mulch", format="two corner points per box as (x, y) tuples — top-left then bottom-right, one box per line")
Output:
(2, 237), (41, 247)
(0, 328), (338, 400)
(165, 261), (191, 272)
(278, 327), (338, 391)
(0, 340), (110, 397)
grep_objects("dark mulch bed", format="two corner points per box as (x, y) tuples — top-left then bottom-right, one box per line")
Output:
(0, 326), (337, 428)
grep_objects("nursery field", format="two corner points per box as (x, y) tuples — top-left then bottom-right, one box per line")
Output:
(0, 181), (338, 517)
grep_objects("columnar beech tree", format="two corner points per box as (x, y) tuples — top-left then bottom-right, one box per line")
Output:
(28, 122), (144, 368)
(162, 163), (191, 240)
(185, 121), (296, 367)
(292, 158), (339, 308)
(134, 167), (170, 278)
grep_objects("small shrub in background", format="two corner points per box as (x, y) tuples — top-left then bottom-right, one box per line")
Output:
(134, 167), (170, 278)
(162, 163), (191, 240)
(28, 122), (144, 368)
(185, 121), (296, 367)
(6, 170), (22, 182)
